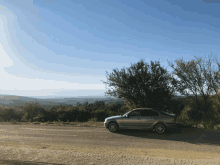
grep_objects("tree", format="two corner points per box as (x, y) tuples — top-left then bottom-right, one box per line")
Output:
(22, 103), (45, 122)
(102, 60), (175, 110)
(0, 108), (19, 122)
(168, 54), (220, 128)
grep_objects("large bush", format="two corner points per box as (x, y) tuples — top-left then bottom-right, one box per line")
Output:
(0, 108), (22, 122)
(186, 97), (220, 129)
(22, 104), (46, 122)
(91, 109), (109, 122)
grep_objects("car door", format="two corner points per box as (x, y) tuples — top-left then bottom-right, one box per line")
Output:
(140, 110), (159, 129)
(121, 110), (142, 129)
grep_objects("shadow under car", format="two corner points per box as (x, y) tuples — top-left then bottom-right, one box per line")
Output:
(114, 127), (220, 146)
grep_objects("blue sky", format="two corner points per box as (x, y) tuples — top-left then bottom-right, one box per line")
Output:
(0, 0), (220, 98)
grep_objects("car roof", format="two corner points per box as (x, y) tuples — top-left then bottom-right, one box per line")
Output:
(133, 108), (165, 114)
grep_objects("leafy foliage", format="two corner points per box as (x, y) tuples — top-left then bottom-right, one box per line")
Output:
(102, 60), (175, 110)
(0, 100), (130, 122)
(166, 98), (185, 121)
(168, 55), (220, 98)
(169, 55), (220, 127)
(22, 103), (46, 122)
(0, 108), (21, 122)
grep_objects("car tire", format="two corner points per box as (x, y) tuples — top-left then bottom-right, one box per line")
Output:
(108, 122), (119, 132)
(155, 123), (166, 134)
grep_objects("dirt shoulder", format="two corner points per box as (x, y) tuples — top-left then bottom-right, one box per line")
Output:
(0, 123), (220, 164)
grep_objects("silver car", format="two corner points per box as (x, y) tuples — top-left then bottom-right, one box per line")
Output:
(104, 108), (178, 134)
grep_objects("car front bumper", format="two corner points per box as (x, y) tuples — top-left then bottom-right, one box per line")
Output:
(104, 122), (108, 129)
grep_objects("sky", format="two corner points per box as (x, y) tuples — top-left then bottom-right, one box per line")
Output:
(0, 0), (220, 98)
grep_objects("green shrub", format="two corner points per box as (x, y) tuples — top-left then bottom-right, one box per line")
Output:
(0, 116), (4, 122)
(88, 117), (98, 122)
(91, 110), (109, 122)
(10, 119), (17, 124)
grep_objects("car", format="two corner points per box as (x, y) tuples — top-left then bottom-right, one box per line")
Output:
(104, 108), (179, 134)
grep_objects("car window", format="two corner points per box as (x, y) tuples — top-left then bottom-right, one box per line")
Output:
(140, 110), (159, 116)
(129, 111), (141, 117)
(123, 111), (132, 116)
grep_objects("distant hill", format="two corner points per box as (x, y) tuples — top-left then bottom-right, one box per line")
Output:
(0, 94), (123, 109)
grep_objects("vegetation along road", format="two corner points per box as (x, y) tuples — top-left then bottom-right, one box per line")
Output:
(0, 123), (220, 164)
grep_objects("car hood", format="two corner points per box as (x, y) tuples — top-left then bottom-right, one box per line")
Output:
(105, 115), (124, 120)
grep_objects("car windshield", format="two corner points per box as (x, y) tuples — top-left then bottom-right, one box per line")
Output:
(122, 110), (132, 116)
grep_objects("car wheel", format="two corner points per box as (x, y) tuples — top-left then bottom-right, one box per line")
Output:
(108, 122), (118, 132)
(155, 123), (166, 134)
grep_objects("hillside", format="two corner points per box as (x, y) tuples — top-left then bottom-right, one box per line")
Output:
(0, 94), (123, 109)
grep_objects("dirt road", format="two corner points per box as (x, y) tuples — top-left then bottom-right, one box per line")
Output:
(0, 124), (220, 164)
